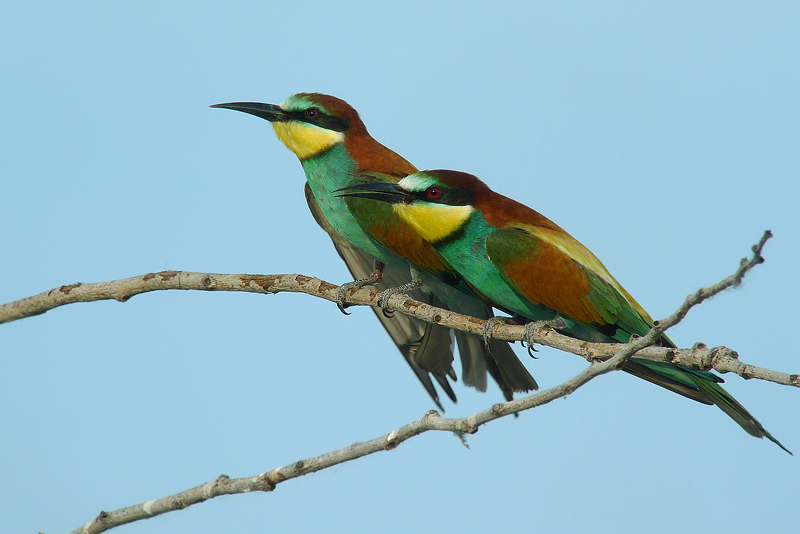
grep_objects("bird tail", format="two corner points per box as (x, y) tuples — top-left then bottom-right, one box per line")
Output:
(624, 360), (791, 454)
(484, 338), (539, 401)
(690, 372), (792, 454)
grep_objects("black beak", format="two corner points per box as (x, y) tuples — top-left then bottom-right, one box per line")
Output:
(210, 102), (290, 123)
(335, 182), (413, 204)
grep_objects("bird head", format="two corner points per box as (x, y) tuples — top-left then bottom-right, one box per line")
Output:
(336, 170), (480, 243)
(212, 93), (416, 175)
(212, 93), (362, 160)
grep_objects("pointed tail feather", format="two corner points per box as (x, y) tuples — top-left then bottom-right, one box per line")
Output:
(454, 330), (489, 393)
(690, 374), (792, 455)
(412, 316), (458, 404)
(486, 339), (539, 401)
(454, 326), (539, 401)
(623, 360), (716, 405)
(624, 359), (791, 454)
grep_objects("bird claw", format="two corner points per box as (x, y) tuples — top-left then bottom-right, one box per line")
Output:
(522, 318), (566, 358)
(376, 279), (423, 317)
(335, 285), (353, 315)
(522, 322), (539, 358)
(482, 316), (514, 358)
(336, 277), (381, 314)
(335, 262), (385, 314)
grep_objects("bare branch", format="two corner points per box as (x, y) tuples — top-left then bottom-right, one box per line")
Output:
(1, 232), (796, 388)
(0, 229), (774, 533)
(68, 234), (770, 534)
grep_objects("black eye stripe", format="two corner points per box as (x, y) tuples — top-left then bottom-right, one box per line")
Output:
(411, 186), (473, 206)
(288, 108), (350, 132)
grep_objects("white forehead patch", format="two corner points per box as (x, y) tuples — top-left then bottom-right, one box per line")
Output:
(398, 173), (439, 192)
(278, 97), (292, 111)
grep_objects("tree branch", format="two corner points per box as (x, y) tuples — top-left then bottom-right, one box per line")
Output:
(2, 232), (795, 387)
(63, 231), (790, 534)
(0, 229), (776, 533)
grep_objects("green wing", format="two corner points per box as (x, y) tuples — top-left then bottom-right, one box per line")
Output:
(484, 224), (658, 343)
(485, 224), (789, 452)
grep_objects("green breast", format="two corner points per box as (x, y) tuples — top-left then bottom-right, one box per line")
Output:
(300, 145), (397, 262)
(436, 213), (555, 321)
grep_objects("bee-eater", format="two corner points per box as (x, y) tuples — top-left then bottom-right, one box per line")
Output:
(212, 94), (537, 408)
(336, 170), (789, 452)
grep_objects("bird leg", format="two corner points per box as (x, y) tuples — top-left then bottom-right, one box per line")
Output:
(482, 316), (517, 358)
(376, 278), (423, 318)
(522, 317), (567, 357)
(336, 260), (385, 314)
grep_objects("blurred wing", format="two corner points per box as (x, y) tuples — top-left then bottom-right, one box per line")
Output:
(305, 182), (457, 408)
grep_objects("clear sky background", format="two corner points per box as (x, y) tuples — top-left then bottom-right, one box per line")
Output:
(2, 3), (798, 533)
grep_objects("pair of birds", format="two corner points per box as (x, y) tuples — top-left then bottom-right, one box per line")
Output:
(212, 93), (787, 453)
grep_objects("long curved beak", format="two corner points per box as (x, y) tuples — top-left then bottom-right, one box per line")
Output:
(210, 102), (290, 123)
(335, 182), (413, 204)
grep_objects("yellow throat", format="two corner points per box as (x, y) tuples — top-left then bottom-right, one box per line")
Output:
(272, 121), (345, 160)
(395, 202), (474, 244)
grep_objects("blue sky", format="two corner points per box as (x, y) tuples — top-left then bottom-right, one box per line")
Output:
(2, 2), (798, 533)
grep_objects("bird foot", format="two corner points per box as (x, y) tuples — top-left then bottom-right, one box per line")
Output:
(336, 270), (384, 315)
(376, 279), (423, 318)
(482, 316), (516, 358)
(522, 318), (566, 357)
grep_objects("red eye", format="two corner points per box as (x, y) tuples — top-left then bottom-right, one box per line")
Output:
(305, 108), (319, 119)
(427, 187), (441, 199)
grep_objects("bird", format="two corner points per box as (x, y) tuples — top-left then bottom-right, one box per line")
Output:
(335, 169), (790, 453)
(211, 94), (537, 409)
